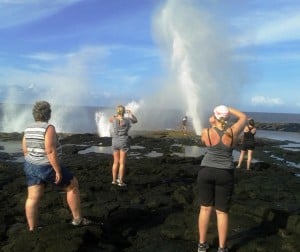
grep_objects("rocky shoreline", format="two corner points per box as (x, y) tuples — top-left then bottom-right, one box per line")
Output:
(255, 122), (300, 132)
(0, 127), (299, 252)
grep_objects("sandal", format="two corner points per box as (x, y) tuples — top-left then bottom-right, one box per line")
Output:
(71, 217), (92, 226)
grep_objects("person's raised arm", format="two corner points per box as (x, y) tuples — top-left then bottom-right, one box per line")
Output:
(127, 110), (138, 123)
(109, 115), (116, 123)
(228, 107), (247, 137)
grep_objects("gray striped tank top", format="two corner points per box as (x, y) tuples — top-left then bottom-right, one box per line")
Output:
(24, 122), (62, 165)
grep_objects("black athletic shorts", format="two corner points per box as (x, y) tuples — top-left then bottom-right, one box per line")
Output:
(241, 142), (255, 151)
(197, 166), (234, 213)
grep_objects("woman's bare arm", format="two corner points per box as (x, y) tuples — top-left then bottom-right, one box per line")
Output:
(228, 107), (247, 137)
(45, 125), (62, 184)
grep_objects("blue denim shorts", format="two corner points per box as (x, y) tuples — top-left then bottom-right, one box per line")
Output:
(23, 161), (74, 187)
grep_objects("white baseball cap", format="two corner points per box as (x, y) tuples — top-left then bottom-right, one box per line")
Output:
(214, 105), (229, 120)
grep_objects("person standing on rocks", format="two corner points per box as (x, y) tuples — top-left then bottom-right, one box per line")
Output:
(197, 105), (247, 252)
(22, 101), (91, 231)
(236, 118), (256, 170)
(182, 115), (188, 135)
(109, 105), (137, 187)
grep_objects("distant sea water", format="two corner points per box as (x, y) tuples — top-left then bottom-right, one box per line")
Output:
(0, 104), (299, 168)
(245, 112), (300, 124)
(242, 112), (300, 144)
(0, 103), (299, 137)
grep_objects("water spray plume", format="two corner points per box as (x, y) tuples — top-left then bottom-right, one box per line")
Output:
(153, 0), (239, 134)
(0, 53), (95, 133)
(95, 112), (110, 137)
(0, 1), (242, 134)
(95, 100), (142, 137)
(125, 101), (141, 114)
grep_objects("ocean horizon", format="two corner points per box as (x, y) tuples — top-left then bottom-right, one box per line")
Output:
(0, 103), (299, 168)
(0, 103), (299, 134)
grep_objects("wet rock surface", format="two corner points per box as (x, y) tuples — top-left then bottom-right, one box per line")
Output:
(0, 129), (299, 252)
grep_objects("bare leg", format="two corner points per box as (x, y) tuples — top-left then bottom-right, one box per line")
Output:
(112, 151), (120, 182)
(25, 184), (44, 231)
(198, 206), (213, 243)
(237, 150), (245, 168)
(118, 150), (127, 183)
(65, 177), (81, 220)
(247, 150), (253, 170)
(216, 209), (229, 249)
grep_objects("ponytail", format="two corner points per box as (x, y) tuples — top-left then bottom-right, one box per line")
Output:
(218, 118), (227, 131)
(116, 105), (125, 116)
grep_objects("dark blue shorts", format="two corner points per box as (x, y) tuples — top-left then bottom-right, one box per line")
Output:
(23, 161), (74, 187)
(197, 166), (234, 212)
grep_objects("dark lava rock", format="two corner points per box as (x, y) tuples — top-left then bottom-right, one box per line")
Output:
(0, 130), (299, 252)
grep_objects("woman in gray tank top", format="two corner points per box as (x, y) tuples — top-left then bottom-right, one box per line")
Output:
(109, 105), (137, 187)
(197, 105), (247, 252)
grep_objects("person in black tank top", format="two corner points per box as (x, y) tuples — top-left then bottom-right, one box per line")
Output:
(197, 105), (247, 252)
(236, 118), (256, 170)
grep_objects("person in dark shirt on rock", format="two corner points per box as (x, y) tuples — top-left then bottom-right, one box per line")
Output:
(236, 118), (256, 170)
(182, 115), (188, 135)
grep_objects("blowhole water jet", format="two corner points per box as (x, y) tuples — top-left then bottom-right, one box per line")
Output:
(152, 0), (241, 134)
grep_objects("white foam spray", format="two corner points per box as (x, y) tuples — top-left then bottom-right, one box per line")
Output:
(151, 0), (242, 134)
(0, 47), (99, 133)
(95, 112), (111, 137)
(95, 100), (142, 137)
(0, 2), (244, 134)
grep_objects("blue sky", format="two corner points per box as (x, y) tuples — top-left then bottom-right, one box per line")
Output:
(0, 0), (299, 114)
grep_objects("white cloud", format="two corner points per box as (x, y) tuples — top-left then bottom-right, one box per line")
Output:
(234, 51), (300, 62)
(233, 8), (300, 47)
(26, 52), (60, 62)
(251, 95), (284, 106)
(0, 0), (82, 28)
(0, 45), (110, 104)
(256, 14), (300, 45)
(23, 45), (110, 71)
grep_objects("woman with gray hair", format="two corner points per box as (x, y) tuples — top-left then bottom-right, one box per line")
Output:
(22, 101), (91, 231)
